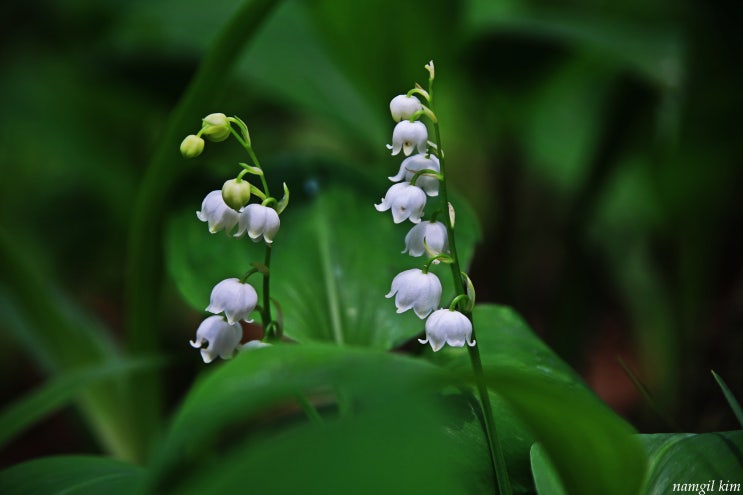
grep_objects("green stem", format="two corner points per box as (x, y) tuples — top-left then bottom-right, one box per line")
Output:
(262, 244), (274, 339)
(295, 394), (323, 423)
(123, 0), (280, 461)
(430, 100), (512, 495)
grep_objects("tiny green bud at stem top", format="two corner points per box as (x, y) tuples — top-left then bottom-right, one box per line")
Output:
(180, 134), (204, 158)
(201, 113), (231, 142)
(222, 178), (252, 211)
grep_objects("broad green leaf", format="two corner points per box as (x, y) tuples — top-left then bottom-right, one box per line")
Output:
(639, 431), (743, 494)
(0, 229), (142, 461)
(531, 443), (568, 495)
(0, 358), (165, 452)
(452, 305), (646, 495)
(464, 0), (683, 89)
(166, 169), (480, 349)
(143, 344), (487, 495)
(522, 58), (611, 196)
(0, 456), (145, 495)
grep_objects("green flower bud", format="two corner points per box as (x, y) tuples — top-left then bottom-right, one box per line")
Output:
(180, 134), (204, 158)
(201, 113), (231, 142)
(222, 178), (252, 211)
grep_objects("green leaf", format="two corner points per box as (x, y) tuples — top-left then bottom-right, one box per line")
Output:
(143, 344), (487, 495)
(639, 431), (743, 493)
(0, 456), (145, 495)
(531, 443), (568, 495)
(711, 370), (743, 428)
(459, 305), (646, 495)
(166, 173), (480, 349)
(0, 358), (165, 452)
(463, 0), (683, 88)
(0, 229), (142, 461)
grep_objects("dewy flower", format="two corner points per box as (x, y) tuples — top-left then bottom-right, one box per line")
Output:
(375, 182), (427, 224)
(389, 94), (423, 122)
(190, 315), (243, 363)
(419, 309), (476, 352)
(235, 203), (280, 244)
(403, 220), (449, 257)
(388, 153), (441, 196)
(385, 268), (442, 319)
(388, 120), (428, 156)
(206, 278), (258, 324)
(197, 190), (239, 234)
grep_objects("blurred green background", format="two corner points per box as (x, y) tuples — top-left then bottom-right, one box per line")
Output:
(1, 0), (741, 466)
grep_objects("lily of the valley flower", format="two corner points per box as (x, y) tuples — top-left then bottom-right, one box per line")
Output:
(190, 315), (243, 363)
(403, 220), (449, 257)
(419, 309), (476, 352)
(197, 190), (239, 234)
(388, 153), (441, 197)
(385, 268), (441, 319)
(235, 204), (280, 244)
(389, 94), (423, 122)
(388, 120), (428, 156)
(375, 182), (427, 224)
(206, 278), (258, 324)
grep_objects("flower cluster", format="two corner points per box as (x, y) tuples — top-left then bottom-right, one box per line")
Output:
(376, 62), (475, 352)
(181, 113), (288, 363)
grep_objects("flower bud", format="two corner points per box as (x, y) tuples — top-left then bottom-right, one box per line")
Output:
(222, 178), (252, 211)
(201, 113), (231, 142)
(180, 134), (204, 158)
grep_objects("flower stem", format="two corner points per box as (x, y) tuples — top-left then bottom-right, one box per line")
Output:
(430, 105), (512, 495)
(262, 243), (275, 340)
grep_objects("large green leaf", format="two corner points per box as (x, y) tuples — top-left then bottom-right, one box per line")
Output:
(0, 456), (145, 495)
(442, 305), (646, 495)
(531, 443), (568, 495)
(143, 344), (490, 494)
(166, 171), (480, 349)
(0, 358), (164, 452)
(639, 431), (743, 494)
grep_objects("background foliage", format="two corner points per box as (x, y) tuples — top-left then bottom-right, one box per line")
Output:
(1, 0), (741, 492)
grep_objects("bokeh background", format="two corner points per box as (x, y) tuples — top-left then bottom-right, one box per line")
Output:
(1, 0), (742, 466)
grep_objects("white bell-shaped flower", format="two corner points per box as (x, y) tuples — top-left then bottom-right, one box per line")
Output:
(235, 204), (280, 244)
(388, 120), (428, 156)
(389, 94), (423, 122)
(374, 183), (427, 224)
(206, 278), (258, 324)
(197, 190), (239, 234)
(403, 221), (449, 257)
(190, 315), (243, 363)
(385, 268), (441, 319)
(388, 153), (441, 196)
(419, 309), (476, 352)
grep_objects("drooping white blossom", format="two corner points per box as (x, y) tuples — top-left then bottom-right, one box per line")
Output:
(388, 153), (441, 196)
(206, 278), (258, 324)
(389, 94), (423, 122)
(419, 309), (476, 352)
(388, 120), (428, 156)
(197, 190), (239, 234)
(374, 182), (427, 224)
(235, 204), (280, 244)
(385, 268), (442, 319)
(403, 221), (449, 257)
(190, 315), (243, 363)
